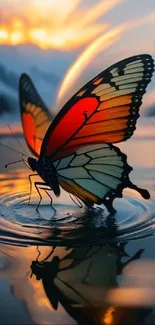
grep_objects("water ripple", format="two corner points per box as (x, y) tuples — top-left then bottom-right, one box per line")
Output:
(0, 169), (155, 246)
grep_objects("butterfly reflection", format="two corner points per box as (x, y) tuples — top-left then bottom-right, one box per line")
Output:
(30, 233), (151, 325)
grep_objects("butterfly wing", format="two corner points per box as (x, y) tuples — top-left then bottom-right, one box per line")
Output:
(53, 144), (133, 210)
(41, 54), (154, 160)
(54, 143), (150, 211)
(19, 73), (53, 157)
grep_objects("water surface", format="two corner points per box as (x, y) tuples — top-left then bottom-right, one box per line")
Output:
(0, 117), (155, 325)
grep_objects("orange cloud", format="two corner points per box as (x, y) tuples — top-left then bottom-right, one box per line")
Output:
(0, 18), (27, 45)
(0, 0), (123, 50)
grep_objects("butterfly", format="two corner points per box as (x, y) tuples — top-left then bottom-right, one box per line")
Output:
(19, 54), (154, 214)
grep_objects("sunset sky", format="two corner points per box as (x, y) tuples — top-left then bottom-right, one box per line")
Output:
(0, 0), (155, 110)
(0, 0), (155, 50)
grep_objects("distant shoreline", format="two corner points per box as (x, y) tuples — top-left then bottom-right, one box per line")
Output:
(0, 132), (23, 137)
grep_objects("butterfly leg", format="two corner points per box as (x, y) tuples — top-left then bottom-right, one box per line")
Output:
(34, 181), (47, 211)
(42, 188), (56, 215)
(34, 182), (56, 214)
(28, 174), (38, 204)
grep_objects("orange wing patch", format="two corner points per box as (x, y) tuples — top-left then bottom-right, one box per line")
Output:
(74, 119), (127, 139)
(87, 106), (130, 124)
(65, 132), (125, 149)
(92, 83), (112, 94)
(97, 95), (132, 110)
(93, 77), (104, 85)
(76, 89), (87, 97)
(22, 103), (51, 156)
(22, 113), (36, 151)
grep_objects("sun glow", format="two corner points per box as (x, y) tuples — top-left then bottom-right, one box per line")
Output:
(0, 0), (123, 50)
(0, 28), (9, 41)
(0, 18), (26, 45)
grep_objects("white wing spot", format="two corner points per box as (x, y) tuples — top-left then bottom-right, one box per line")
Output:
(125, 63), (144, 70)
(127, 60), (142, 66)
(100, 88), (136, 101)
(124, 67), (144, 74)
(110, 67), (119, 77)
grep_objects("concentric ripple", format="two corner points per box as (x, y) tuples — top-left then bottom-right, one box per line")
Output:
(0, 168), (155, 246)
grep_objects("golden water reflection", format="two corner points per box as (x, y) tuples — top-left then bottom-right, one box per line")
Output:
(0, 168), (72, 206)
(0, 239), (154, 324)
(107, 261), (155, 307)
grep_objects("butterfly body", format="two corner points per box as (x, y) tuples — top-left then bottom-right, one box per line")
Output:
(28, 157), (60, 197)
(31, 256), (60, 281)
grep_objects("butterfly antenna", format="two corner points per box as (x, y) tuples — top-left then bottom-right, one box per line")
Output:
(5, 159), (24, 168)
(7, 124), (29, 155)
(0, 142), (28, 157)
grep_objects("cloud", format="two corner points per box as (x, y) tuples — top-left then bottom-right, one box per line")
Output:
(0, 92), (17, 115)
(0, 0), (124, 50)
(0, 63), (18, 90)
(142, 89), (155, 116)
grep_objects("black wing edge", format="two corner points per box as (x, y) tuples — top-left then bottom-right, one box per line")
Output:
(99, 144), (150, 215)
(19, 73), (52, 119)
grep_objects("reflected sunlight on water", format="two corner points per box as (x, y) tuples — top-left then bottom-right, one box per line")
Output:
(107, 261), (155, 307)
